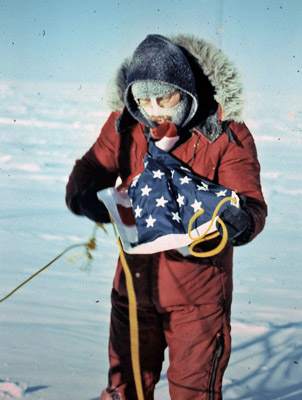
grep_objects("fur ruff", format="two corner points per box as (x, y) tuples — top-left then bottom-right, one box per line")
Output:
(105, 34), (244, 122)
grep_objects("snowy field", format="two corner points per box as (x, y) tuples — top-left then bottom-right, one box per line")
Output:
(0, 81), (301, 400)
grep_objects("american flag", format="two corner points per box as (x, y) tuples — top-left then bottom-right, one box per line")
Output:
(98, 142), (239, 254)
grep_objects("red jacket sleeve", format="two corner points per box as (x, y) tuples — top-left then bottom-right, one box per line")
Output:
(217, 122), (267, 241)
(65, 112), (120, 207)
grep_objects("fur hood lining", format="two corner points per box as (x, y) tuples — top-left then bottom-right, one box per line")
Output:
(105, 34), (244, 122)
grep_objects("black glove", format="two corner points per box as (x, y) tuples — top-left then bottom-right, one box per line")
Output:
(217, 205), (253, 246)
(68, 183), (111, 224)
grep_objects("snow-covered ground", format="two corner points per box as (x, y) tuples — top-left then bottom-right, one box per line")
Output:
(0, 81), (301, 400)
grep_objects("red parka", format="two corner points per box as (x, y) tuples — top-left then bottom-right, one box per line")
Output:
(66, 34), (267, 400)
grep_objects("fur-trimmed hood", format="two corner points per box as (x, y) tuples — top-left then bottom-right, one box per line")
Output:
(105, 34), (244, 125)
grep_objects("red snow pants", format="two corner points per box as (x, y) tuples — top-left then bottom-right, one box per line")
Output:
(102, 246), (233, 400)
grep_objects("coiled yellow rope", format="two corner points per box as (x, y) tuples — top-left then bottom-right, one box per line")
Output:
(188, 196), (238, 257)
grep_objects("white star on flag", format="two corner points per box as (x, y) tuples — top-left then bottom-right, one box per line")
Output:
(134, 205), (142, 217)
(171, 211), (181, 223)
(216, 190), (227, 197)
(141, 184), (152, 196)
(146, 215), (156, 228)
(156, 196), (168, 207)
(153, 169), (165, 179)
(131, 178), (139, 187)
(197, 182), (209, 191)
(176, 193), (185, 207)
(144, 160), (149, 168)
(170, 169), (175, 178)
(191, 199), (202, 212)
(180, 176), (192, 185)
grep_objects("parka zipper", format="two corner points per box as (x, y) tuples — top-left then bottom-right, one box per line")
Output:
(209, 332), (224, 400)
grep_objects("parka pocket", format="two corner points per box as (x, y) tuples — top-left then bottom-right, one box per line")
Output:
(208, 331), (224, 400)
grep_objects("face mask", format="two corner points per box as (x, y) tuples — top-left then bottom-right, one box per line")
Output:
(140, 96), (178, 123)
(138, 93), (191, 126)
(131, 80), (192, 127)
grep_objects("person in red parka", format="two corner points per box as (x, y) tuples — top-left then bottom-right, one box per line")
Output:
(66, 34), (267, 400)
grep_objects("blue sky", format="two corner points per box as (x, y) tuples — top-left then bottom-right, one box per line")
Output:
(0, 0), (301, 95)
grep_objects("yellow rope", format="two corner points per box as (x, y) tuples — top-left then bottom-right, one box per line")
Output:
(0, 223), (103, 304)
(1, 195), (235, 400)
(107, 197), (238, 399)
(110, 216), (145, 400)
(188, 196), (238, 258)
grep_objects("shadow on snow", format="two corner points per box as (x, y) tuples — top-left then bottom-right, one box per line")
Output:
(224, 321), (301, 399)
